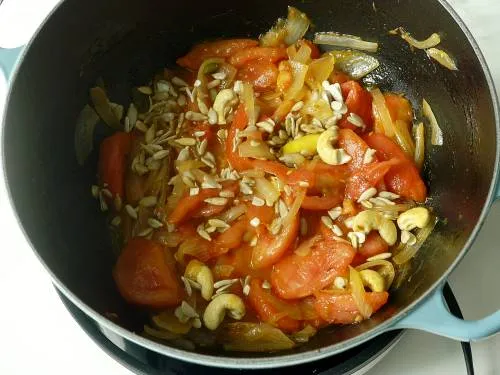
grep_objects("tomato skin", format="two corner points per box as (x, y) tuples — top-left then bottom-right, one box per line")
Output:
(338, 81), (373, 131)
(338, 129), (370, 170)
(364, 133), (427, 202)
(236, 60), (279, 92)
(352, 232), (389, 266)
(213, 218), (248, 250)
(329, 71), (350, 85)
(247, 279), (302, 333)
(176, 39), (258, 70)
(314, 291), (389, 324)
(384, 93), (413, 123)
(113, 239), (183, 308)
(251, 216), (300, 269)
(228, 47), (287, 67)
(271, 236), (356, 299)
(99, 132), (133, 198)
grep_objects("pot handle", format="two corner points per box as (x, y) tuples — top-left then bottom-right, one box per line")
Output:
(0, 47), (22, 119)
(390, 282), (500, 340)
(0, 46), (22, 80)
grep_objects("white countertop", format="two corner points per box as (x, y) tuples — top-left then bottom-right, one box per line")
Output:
(0, 0), (499, 374)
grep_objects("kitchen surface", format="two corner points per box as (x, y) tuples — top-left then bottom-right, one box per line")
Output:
(0, 0), (499, 374)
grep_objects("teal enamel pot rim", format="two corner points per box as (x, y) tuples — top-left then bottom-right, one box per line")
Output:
(1, 0), (500, 369)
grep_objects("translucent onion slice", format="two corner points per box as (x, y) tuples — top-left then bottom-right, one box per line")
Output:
(349, 266), (373, 319)
(390, 27), (441, 49)
(314, 32), (378, 53)
(90, 87), (121, 130)
(238, 140), (275, 160)
(355, 260), (395, 291)
(241, 82), (256, 126)
(371, 88), (395, 138)
(393, 215), (438, 265)
(255, 177), (280, 206)
(220, 204), (247, 223)
(422, 98), (443, 146)
(152, 312), (192, 334)
(426, 48), (458, 71)
(306, 55), (336, 87)
(291, 325), (317, 343)
(284, 61), (309, 100)
(260, 6), (310, 47)
(143, 325), (179, 340)
(221, 323), (295, 352)
(74, 104), (99, 166)
(327, 50), (380, 79)
(283, 6), (311, 45)
(413, 122), (425, 169)
(394, 119), (415, 158)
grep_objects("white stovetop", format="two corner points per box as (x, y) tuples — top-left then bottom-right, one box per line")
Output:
(0, 0), (499, 374)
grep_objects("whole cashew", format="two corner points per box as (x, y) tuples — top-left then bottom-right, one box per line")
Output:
(397, 207), (430, 231)
(203, 293), (246, 330)
(359, 269), (386, 292)
(184, 260), (214, 301)
(213, 89), (236, 124)
(316, 127), (352, 165)
(352, 210), (397, 246)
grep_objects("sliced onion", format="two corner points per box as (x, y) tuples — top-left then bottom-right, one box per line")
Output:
(219, 63), (238, 89)
(314, 32), (378, 53)
(306, 55), (335, 87)
(291, 325), (317, 343)
(238, 140), (275, 160)
(349, 266), (372, 319)
(90, 87), (121, 130)
(372, 202), (416, 212)
(371, 88), (395, 138)
(422, 98), (443, 146)
(143, 325), (179, 340)
(152, 312), (192, 334)
(285, 61), (308, 100)
(355, 260), (395, 291)
(260, 6), (310, 47)
(291, 42), (312, 64)
(283, 189), (306, 227)
(301, 96), (333, 122)
(165, 175), (187, 215)
(393, 119), (415, 158)
(327, 50), (380, 79)
(255, 177), (280, 206)
(426, 48), (458, 71)
(393, 215), (437, 265)
(390, 27), (441, 49)
(74, 104), (99, 165)
(221, 323), (295, 352)
(241, 82), (256, 126)
(220, 204), (247, 223)
(413, 122), (425, 169)
(284, 6), (311, 45)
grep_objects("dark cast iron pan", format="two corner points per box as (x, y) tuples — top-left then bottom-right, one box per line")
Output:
(1, 0), (500, 369)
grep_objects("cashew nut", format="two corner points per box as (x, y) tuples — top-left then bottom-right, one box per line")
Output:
(352, 210), (397, 246)
(359, 269), (386, 292)
(203, 293), (246, 330)
(185, 260), (214, 301)
(397, 207), (430, 231)
(316, 127), (352, 165)
(213, 89), (236, 124)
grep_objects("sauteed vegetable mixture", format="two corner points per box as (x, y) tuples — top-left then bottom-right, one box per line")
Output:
(83, 7), (451, 351)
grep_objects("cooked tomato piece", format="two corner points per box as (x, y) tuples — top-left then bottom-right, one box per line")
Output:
(314, 291), (389, 324)
(338, 81), (373, 131)
(247, 279), (302, 333)
(176, 39), (258, 70)
(228, 47), (287, 67)
(213, 218), (249, 250)
(352, 232), (389, 266)
(247, 204), (275, 224)
(168, 189), (220, 224)
(271, 235), (356, 299)
(236, 60), (279, 92)
(364, 133), (427, 202)
(338, 128), (371, 170)
(99, 132), (133, 198)
(329, 71), (350, 85)
(384, 93), (413, 123)
(345, 159), (401, 201)
(113, 239), (183, 308)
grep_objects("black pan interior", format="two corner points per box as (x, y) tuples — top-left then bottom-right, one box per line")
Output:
(3, 0), (497, 360)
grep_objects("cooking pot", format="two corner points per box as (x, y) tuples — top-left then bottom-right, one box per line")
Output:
(1, 0), (500, 369)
